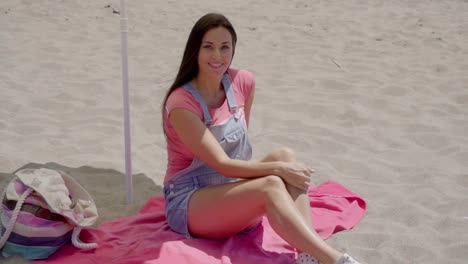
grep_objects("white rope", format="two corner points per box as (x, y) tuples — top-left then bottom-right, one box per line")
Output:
(0, 179), (8, 228)
(0, 178), (33, 248)
(71, 227), (97, 249)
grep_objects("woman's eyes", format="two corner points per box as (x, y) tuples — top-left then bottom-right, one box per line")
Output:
(202, 45), (230, 50)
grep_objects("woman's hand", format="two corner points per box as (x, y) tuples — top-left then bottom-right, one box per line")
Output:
(275, 161), (315, 190)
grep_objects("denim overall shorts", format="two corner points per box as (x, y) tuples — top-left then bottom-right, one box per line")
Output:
(164, 73), (253, 238)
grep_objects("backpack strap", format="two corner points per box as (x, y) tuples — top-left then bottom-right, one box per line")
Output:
(71, 227), (97, 249)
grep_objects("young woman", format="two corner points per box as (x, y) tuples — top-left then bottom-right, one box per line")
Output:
(161, 13), (362, 264)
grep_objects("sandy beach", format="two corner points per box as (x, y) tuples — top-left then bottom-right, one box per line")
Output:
(1, 0), (467, 263)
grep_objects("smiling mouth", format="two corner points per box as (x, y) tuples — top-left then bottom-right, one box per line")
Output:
(209, 63), (223, 69)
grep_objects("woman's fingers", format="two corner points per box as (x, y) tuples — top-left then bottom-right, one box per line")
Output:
(292, 177), (310, 191)
(303, 166), (314, 175)
(302, 181), (310, 190)
(280, 162), (316, 190)
(283, 174), (308, 190)
(299, 175), (311, 190)
(297, 163), (314, 176)
(292, 181), (307, 191)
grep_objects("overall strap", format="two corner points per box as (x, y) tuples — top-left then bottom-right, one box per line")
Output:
(183, 83), (213, 125)
(222, 73), (238, 113)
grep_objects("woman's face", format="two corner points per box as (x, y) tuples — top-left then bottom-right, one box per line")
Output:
(197, 26), (234, 79)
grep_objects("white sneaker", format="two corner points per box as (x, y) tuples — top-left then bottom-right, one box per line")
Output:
(335, 253), (361, 264)
(294, 253), (320, 264)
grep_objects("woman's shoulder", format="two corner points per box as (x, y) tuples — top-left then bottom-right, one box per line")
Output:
(165, 86), (201, 113)
(227, 68), (255, 82)
(227, 68), (255, 101)
(167, 86), (193, 102)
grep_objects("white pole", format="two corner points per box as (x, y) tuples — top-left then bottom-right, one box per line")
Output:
(119, 0), (133, 205)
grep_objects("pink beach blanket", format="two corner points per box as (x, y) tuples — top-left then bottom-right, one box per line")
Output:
(34, 181), (366, 264)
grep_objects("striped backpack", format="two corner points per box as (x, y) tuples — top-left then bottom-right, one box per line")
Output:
(0, 168), (99, 259)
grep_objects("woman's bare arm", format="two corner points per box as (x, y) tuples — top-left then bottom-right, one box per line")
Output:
(169, 108), (312, 189)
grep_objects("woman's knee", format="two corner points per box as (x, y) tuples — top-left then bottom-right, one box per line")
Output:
(268, 147), (296, 162)
(257, 175), (288, 196)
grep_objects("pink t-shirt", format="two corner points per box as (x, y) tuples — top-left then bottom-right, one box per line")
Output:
(163, 69), (255, 183)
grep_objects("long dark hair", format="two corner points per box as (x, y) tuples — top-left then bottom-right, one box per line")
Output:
(161, 13), (237, 127)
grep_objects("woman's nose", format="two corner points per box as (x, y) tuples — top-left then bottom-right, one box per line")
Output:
(211, 48), (222, 59)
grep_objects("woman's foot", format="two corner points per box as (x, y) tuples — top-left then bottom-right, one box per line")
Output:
(335, 253), (361, 264)
(294, 252), (320, 264)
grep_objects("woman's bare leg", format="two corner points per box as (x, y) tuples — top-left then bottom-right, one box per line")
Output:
(187, 174), (342, 263)
(261, 148), (343, 263)
(261, 148), (313, 225)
